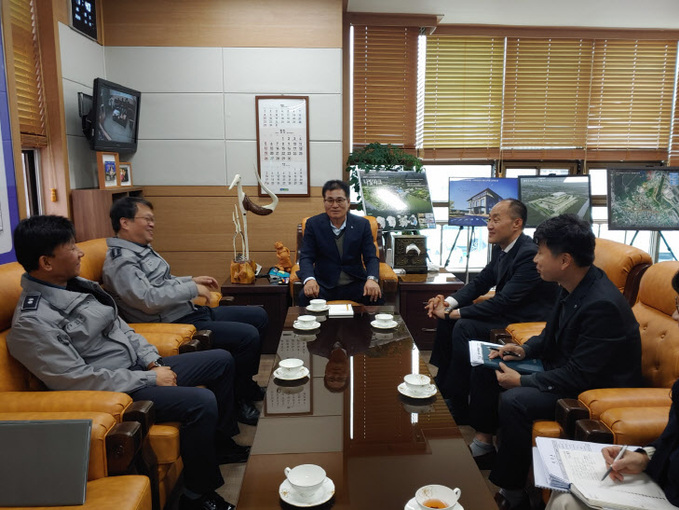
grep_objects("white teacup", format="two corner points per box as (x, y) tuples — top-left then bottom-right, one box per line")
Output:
(375, 313), (394, 326)
(415, 485), (461, 510)
(296, 315), (317, 327)
(308, 299), (327, 310)
(278, 358), (304, 376)
(404, 373), (431, 395)
(284, 464), (326, 499)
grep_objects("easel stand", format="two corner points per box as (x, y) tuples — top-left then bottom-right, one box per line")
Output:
(444, 225), (476, 284)
(628, 230), (677, 261)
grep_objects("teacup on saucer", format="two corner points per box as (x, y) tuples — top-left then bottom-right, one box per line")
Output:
(284, 464), (326, 499)
(307, 299), (327, 311)
(296, 315), (317, 327)
(404, 373), (431, 395)
(278, 358), (304, 377)
(415, 485), (461, 510)
(374, 313), (394, 327)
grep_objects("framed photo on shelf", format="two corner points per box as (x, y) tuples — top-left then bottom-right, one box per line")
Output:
(97, 152), (120, 189)
(119, 162), (132, 187)
(255, 95), (310, 197)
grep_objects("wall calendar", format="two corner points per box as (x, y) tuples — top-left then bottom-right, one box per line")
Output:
(256, 96), (310, 197)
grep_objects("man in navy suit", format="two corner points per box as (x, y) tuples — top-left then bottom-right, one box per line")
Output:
(426, 199), (558, 422)
(469, 214), (642, 510)
(297, 180), (382, 306)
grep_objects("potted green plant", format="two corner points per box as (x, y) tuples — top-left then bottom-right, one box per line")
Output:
(345, 142), (423, 208)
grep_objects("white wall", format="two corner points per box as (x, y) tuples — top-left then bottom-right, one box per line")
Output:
(60, 24), (343, 188)
(348, 0), (679, 29)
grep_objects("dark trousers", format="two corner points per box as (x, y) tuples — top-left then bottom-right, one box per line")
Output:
(297, 279), (385, 307)
(432, 317), (507, 420)
(468, 366), (566, 490)
(129, 349), (236, 494)
(177, 305), (267, 398)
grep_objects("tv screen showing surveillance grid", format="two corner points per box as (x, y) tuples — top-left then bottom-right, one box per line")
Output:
(357, 169), (435, 231)
(518, 175), (592, 228)
(607, 167), (679, 231)
(96, 85), (138, 144)
(448, 178), (518, 226)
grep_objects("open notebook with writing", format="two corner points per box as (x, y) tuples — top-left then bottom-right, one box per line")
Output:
(533, 437), (677, 510)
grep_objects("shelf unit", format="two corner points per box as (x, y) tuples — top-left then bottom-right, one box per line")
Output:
(71, 187), (144, 242)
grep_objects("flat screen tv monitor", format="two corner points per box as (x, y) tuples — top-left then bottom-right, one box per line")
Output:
(448, 177), (518, 226)
(518, 175), (592, 228)
(90, 78), (141, 153)
(357, 169), (435, 231)
(608, 167), (679, 230)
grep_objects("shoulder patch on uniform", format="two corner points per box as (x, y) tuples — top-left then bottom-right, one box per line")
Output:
(110, 247), (122, 259)
(21, 294), (41, 311)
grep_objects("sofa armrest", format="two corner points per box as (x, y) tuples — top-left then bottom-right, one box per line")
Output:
(578, 387), (673, 420)
(597, 406), (670, 446)
(192, 291), (222, 308)
(505, 322), (546, 345)
(379, 262), (398, 295)
(555, 398), (590, 437)
(123, 400), (155, 436)
(141, 332), (188, 357)
(0, 391), (132, 422)
(107, 421), (144, 476)
(574, 419), (614, 444)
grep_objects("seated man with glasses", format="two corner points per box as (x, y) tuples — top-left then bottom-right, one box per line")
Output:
(296, 179), (382, 306)
(102, 197), (267, 427)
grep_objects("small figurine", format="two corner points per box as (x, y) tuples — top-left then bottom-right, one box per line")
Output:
(274, 241), (293, 272)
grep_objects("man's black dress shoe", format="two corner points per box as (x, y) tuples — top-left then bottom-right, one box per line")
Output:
(217, 438), (250, 464)
(471, 448), (497, 470)
(248, 384), (266, 402)
(237, 399), (260, 425)
(179, 491), (235, 510)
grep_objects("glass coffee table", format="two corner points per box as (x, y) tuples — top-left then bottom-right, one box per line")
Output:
(236, 306), (496, 510)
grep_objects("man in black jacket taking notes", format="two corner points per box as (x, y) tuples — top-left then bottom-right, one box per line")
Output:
(426, 199), (558, 422)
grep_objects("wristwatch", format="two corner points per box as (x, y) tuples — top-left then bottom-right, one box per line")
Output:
(150, 358), (164, 368)
(367, 276), (378, 282)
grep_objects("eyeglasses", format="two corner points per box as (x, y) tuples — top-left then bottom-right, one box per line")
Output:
(132, 215), (155, 224)
(323, 197), (347, 205)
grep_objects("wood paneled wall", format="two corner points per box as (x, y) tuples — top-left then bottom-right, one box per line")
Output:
(100, 0), (342, 48)
(144, 185), (325, 283)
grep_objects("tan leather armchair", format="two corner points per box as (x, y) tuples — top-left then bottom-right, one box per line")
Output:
(0, 260), (182, 510)
(77, 239), (218, 353)
(289, 215), (398, 305)
(533, 261), (679, 445)
(0, 411), (151, 510)
(505, 238), (652, 346)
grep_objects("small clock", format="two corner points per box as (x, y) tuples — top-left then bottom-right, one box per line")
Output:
(71, 0), (97, 41)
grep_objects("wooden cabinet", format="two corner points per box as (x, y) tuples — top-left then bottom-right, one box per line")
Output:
(220, 277), (290, 354)
(71, 187), (144, 241)
(398, 272), (464, 350)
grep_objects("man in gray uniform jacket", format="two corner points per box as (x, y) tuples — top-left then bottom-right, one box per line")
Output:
(7, 215), (244, 510)
(102, 196), (266, 426)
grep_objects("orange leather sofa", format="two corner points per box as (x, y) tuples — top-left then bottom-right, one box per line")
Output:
(0, 260), (182, 509)
(289, 215), (398, 305)
(505, 238), (652, 346)
(0, 411), (151, 510)
(532, 260), (679, 446)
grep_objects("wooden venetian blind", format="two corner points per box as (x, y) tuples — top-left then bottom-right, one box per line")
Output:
(9, 0), (47, 147)
(352, 25), (418, 149)
(587, 39), (677, 158)
(422, 36), (504, 160)
(502, 38), (593, 159)
(669, 82), (679, 166)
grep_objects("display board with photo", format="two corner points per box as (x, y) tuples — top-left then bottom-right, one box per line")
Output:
(608, 167), (679, 230)
(448, 178), (518, 226)
(358, 170), (435, 231)
(518, 175), (592, 228)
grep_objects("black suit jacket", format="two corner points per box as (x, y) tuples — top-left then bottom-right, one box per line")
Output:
(454, 233), (558, 324)
(647, 378), (679, 506)
(521, 265), (643, 396)
(297, 213), (379, 289)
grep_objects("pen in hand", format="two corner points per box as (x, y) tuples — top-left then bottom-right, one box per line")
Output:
(600, 445), (628, 481)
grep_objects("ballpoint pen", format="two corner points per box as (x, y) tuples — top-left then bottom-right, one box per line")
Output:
(600, 445), (628, 481)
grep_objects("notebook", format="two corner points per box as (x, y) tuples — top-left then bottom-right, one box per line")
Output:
(0, 419), (91, 506)
(469, 340), (544, 374)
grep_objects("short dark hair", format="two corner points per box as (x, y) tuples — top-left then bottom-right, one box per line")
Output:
(13, 215), (76, 272)
(672, 270), (679, 295)
(533, 214), (595, 267)
(502, 199), (527, 228)
(322, 180), (350, 199)
(110, 196), (153, 233)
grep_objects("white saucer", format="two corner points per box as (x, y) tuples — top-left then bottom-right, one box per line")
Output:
(398, 382), (437, 399)
(306, 305), (330, 313)
(279, 477), (335, 507)
(405, 497), (463, 510)
(371, 319), (398, 329)
(273, 366), (310, 381)
(293, 320), (321, 330)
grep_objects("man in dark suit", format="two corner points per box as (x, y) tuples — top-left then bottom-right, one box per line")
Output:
(426, 199), (558, 422)
(297, 180), (382, 306)
(468, 214), (642, 510)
